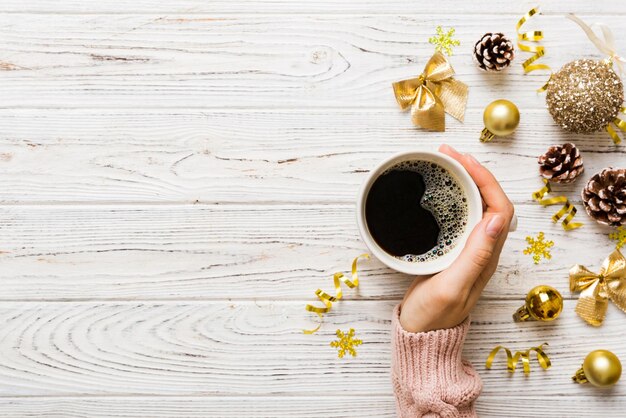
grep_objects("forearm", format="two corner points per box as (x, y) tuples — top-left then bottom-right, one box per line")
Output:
(391, 305), (482, 418)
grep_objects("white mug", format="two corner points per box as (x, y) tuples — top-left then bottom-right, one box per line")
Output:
(356, 150), (514, 276)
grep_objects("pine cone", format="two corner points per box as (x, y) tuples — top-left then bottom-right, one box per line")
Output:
(473, 33), (515, 71)
(582, 168), (626, 227)
(538, 143), (584, 183)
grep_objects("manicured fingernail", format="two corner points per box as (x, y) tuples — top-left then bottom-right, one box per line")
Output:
(486, 215), (505, 238)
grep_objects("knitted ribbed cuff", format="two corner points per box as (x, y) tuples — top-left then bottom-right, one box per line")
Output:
(391, 304), (471, 387)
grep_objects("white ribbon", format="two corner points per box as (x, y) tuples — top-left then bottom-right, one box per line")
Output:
(567, 14), (626, 75)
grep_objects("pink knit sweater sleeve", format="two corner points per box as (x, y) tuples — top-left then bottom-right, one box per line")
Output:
(391, 305), (482, 418)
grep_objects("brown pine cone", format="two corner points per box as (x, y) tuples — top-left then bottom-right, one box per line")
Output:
(538, 143), (584, 183)
(473, 33), (515, 71)
(582, 168), (626, 227)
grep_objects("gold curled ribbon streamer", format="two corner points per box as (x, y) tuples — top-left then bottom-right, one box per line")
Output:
(486, 343), (550, 375)
(532, 179), (583, 230)
(392, 51), (468, 132)
(516, 7), (551, 92)
(303, 254), (370, 334)
(606, 107), (626, 145)
(570, 248), (626, 326)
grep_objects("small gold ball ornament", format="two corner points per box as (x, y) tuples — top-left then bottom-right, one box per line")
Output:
(573, 350), (622, 387)
(546, 59), (623, 133)
(513, 285), (563, 322)
(480, 99), (520, 142)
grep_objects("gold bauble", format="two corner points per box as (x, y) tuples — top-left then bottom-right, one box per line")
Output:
(546, 59), (623, 133)
(573, 350), (622, 387)
(480, 99), (520, 142)
(513, 285), (563, 322)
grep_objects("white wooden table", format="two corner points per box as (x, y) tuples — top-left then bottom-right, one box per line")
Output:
(1, 1), (625, 416)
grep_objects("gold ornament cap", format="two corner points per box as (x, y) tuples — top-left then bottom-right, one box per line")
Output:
(480, 99), (520, 142)
(513, 285), (563, 322)
(573, 350), (622, 387)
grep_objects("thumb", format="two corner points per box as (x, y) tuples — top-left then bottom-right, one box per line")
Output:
(444, 214), (507, 290)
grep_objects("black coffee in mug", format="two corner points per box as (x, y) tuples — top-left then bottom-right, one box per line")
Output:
(364, 160), (468, 263)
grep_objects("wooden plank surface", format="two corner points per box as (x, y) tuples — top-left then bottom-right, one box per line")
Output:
(0, 396), (625, 418)
(0, 300), (625, 397)
(0, 204), (616, 301)
(1, 0), (625, 416)
(0, 14), (623, 109)
(0, 109), (621, 204)
(0, 1), (624, 15)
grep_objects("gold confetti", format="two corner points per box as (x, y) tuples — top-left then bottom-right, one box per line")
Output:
(330, 328), (362, 358)
(524, 232), (553, 264)
(428, 26), (460, 56)
(609, 226), (626, 249)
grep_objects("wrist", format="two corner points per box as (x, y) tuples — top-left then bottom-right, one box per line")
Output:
(399, 303), (466, 333)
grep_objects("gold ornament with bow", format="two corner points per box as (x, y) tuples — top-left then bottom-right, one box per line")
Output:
(392, 52), (468, 132)
(565, 14), (626, 144)
(570, 249), (626, 326)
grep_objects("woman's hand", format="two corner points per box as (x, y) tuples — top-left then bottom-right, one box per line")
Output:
(399, 144), (515, 333)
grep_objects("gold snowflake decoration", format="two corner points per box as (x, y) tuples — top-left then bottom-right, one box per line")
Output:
(428, 26), (461, 56)
(609, 226), (626, 249)
(523, 232), (554, 264)
(330, 328), (362, 358)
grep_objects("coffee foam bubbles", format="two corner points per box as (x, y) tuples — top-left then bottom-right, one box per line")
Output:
(387, 160), (468, 262)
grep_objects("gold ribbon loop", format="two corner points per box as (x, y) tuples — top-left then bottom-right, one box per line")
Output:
(517, 7), (551, 92)
(303, 254), (370, 334)
(532, 179), (583, 230)
(570, 249), (626, 326)
(393, 52), (468, 132)
(486, 346), (516, 373)
(486, 343), (551, 375)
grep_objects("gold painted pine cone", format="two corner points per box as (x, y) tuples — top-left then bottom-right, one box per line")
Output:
(538, 143), (584, 184)
(473, 32), (514, 72)
(582, 168), (626, 227)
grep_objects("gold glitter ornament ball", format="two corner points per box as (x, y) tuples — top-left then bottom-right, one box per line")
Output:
(546, 59), (624, 133)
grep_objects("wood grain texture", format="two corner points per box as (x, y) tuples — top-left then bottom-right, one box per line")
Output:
(0, 1), (625, 15)
(1, 1), (625, 416)
(0, 203), (616, 300)
(0, 300), (625, 400)
(0, 14), (624, 109)
(1, 395), (624, 418)
(0, 396), (396, 418)
(0, 109), (622, 204)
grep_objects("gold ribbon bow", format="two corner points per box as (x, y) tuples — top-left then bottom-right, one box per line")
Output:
(392, 52), (468, 132)
(570, 249), (626, 326)
(485, 343), (551, 375)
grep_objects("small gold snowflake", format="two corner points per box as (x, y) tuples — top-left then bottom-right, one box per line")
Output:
(523, 232), (554, 264)
(330, 328), (362, 358)
(609, 226), (626, 249)
(428, 26), (461, 56)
